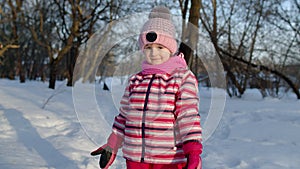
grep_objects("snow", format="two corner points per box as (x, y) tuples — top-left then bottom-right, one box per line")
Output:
(0, 79), (300, 169)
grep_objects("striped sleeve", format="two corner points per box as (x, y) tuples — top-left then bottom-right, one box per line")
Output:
(175, 70), (202, 143)
(111, 84), (130, 139)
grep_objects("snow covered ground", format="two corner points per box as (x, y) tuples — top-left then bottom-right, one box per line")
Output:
(0, 79), (299, 169)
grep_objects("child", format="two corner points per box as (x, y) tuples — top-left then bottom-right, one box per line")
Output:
(91, 6), (202, 169)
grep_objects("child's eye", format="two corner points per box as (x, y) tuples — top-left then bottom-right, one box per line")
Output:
(144, 46), (151, 50)
(157, 45), (165, 49)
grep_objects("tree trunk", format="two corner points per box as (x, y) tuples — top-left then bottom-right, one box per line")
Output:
(66, 44), (78, 86)
(18, 50), (25, 83)
(49, 59), (57, 89)
(179, 0), (200, 65)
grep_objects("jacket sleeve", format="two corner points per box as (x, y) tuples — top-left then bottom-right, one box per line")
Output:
(109, 84), (131, 149)
(175, 70), (202, 144)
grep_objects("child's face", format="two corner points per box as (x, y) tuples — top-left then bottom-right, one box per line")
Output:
(143, 43), (171, 65)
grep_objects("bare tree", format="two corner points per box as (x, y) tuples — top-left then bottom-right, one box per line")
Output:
(73, 0), (142, 84)
(26, 0), (109, 89)
(198, 0), (300, 99)
(178, 0), (201, 66)
(265, 0), (300, 94)
(0, 1), (24, 80)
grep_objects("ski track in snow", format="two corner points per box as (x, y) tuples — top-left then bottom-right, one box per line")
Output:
(0, 79), (300, 169)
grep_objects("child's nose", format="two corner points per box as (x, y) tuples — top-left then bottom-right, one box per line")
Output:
(150, 47), (158, 56)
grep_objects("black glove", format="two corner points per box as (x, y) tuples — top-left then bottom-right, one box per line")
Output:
(91, 144), (116, 169)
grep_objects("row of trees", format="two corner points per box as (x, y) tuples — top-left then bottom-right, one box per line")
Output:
(202, 0), (299, 98)
(0, 0), (299, 99)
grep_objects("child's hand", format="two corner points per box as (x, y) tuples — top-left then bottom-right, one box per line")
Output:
(183, 141), (202, 169)
(185, 153), (201, 169)
(91, 144), (116, 169)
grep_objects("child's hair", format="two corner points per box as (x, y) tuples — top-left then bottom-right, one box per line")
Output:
(138, 6), (177, 54)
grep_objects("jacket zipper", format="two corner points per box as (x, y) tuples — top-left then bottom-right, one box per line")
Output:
(141, 74), (156, 163)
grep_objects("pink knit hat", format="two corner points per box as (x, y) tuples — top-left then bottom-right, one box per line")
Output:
(139, 6), (178, 54)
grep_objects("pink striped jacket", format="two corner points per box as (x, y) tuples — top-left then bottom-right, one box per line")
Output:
(112, 68), (202, 164)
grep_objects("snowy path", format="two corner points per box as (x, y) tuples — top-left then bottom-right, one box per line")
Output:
(0, 81), (96, 169)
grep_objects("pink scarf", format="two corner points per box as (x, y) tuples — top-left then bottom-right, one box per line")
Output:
(141, 53), (187, 74)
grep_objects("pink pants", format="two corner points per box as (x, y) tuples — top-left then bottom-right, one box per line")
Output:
(126, 160), (186, 169)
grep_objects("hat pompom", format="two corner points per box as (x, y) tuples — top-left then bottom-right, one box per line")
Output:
(149, 6), (172, 20)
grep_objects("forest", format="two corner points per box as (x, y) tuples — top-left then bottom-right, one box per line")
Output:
(0, 0), (299, 99)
